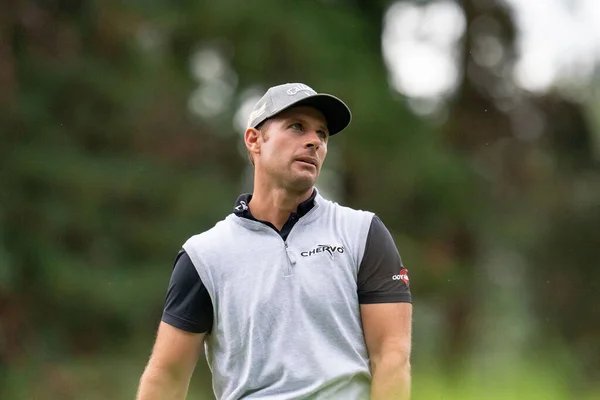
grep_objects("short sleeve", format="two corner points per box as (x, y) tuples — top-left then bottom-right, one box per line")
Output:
(357, 215), (412, 304)
(161, 249), (214, 333)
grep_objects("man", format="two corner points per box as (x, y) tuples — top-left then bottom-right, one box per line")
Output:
(137, 83), (412, 400)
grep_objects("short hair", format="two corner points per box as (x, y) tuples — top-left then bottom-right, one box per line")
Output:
(246, 119), (272, 166)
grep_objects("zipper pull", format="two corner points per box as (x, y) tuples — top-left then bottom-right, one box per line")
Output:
(284, 242), (296, 265)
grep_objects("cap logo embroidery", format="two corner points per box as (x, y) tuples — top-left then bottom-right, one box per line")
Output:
(286, 84), (316, 96)
(248, 103), (266, 126)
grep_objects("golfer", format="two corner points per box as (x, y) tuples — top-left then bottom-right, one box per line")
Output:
(136, 83), (412, 400)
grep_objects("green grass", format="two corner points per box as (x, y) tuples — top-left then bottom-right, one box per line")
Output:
(3, 352), (598, 400)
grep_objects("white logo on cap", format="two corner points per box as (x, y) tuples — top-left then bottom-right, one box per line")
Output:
(287, 84), (316, 96)
(247, 102), (267, 126)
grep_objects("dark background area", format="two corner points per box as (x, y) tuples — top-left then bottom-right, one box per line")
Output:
(1, 0), (599, 399)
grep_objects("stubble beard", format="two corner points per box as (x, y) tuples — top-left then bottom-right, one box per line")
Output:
(282, 163), (318, 194)
(262, 154), (320, 194)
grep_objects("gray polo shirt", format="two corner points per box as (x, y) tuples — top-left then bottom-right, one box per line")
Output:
(162, 189), (411, 400)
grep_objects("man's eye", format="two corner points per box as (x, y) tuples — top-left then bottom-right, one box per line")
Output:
(317, 131), (329, 140)
(290, 123), (303, 130)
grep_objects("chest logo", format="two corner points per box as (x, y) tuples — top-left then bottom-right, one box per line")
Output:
(301, 244), (345, 259)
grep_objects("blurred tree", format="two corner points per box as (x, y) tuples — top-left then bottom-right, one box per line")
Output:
(443, 0), (600, 382)
(1, 0), (599, 398)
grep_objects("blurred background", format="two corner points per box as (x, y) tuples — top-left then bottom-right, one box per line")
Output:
(1, 0), (600, 399)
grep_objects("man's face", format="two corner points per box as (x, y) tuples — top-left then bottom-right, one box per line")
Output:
(252, 106), (329, 192)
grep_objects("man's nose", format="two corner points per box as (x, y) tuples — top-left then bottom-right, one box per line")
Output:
(304, 131), (321, 149)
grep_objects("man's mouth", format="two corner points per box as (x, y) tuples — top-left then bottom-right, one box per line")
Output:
(295, 157), (317, 167)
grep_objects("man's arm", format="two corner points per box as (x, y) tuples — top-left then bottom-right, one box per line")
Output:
(356, 215), (413, 399)
(136, 322), (206, 400)
(138, 249), (214, 399)
(361, 302), (412, 400)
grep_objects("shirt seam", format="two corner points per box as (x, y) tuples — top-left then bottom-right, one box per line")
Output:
(356, 212), (376, 275)
(183, 246), (218, 329)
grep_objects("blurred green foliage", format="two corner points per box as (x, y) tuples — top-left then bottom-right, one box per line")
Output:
(1, 0), (599, 399)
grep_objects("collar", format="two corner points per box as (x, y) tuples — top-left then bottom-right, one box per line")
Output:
(233, 189), (317, 220)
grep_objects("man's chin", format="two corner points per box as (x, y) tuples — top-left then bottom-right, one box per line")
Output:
(286, 172), (318, 192)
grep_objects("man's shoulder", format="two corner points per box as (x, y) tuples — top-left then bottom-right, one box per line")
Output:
(183, 214), (237, 248)
(316, 196), (375, 239)
(320, 195), (375, 220)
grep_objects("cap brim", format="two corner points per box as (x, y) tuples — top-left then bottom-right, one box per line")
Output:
(274, 94), (352, 136)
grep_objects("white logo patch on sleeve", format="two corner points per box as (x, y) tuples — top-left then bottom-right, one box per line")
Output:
(392, 268), (409, 285)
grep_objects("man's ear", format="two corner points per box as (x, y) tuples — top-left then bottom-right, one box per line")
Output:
(245, 127), (261, 158)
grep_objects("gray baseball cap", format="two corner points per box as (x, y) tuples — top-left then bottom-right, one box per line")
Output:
(246, 83), (352, 136)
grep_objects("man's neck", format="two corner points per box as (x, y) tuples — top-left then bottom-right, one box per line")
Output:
(248, 186), (313, 231)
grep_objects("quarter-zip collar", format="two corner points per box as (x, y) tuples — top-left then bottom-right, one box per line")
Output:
(233, 189), (317, 241)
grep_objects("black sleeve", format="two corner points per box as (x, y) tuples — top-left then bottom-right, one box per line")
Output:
(161, 249), (214, 333)
(357, 215), (412, 304)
